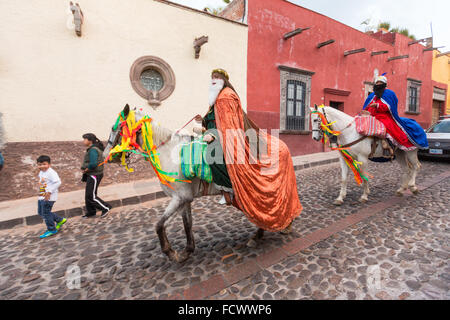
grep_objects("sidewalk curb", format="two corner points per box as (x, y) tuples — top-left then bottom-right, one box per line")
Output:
(0, 157), (339, 230)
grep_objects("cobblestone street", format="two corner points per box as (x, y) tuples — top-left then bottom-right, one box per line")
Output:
(0, 160), (448, 300)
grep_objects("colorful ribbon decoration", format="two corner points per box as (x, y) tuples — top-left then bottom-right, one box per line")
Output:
(103, 110), (191, 190)
(312, 106), (369, 185)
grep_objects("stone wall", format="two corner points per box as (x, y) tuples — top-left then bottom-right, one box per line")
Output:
(247, 0), (434, 156)
(0, 0), (247, 143)
(0, 142), (155, 202)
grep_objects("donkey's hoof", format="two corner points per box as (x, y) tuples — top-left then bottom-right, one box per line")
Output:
(396, 190), (404, 197)
(334, 199), (344, 206)
(246, 239), (257, 248)
(359, 197), (368, 203)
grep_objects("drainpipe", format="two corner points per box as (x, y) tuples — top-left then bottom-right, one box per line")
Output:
(241, 0), (248, 24)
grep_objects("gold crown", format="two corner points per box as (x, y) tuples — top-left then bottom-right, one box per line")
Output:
(212, 68), (229, 80)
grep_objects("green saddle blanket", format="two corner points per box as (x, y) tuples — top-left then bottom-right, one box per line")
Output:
(180, 138), (212, 183)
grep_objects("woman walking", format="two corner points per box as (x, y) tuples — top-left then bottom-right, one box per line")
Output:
(81, 133), (112, 218)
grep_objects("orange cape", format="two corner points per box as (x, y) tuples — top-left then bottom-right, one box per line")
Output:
(214, 88), (302, 232)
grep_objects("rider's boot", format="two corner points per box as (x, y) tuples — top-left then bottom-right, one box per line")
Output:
(381, 139), (394, 159)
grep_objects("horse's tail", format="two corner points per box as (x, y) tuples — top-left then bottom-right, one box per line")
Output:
(405, 150), (421, 171)
(416, 159), (422, 171)
(406, 156), (413, 169)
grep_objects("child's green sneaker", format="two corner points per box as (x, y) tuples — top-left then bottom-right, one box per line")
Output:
(39, 230), (57, 239)
(56, 218), (67, 230)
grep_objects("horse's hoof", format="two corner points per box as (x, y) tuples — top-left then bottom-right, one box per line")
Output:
(359, 198), (368, 203)
(334, 199), (343, 206)
(396, 190), (404, 197)
(173, 250), (190, 263)
(246, 239), (257, 248)
(253, 229), (265, 240)
(410, 187), (419, 195)
(166, 250), (178, 262)
(279, 223), (292, 235)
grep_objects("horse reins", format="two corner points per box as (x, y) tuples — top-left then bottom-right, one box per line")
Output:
(320, 108), (367, 149)
(338, 136), (368, 149)
(153, 115), (198, 150)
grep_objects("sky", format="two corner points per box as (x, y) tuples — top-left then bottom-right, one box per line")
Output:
(170, 0), (449, 50)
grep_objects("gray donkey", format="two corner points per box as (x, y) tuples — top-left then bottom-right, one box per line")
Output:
(103, 105), (269, 263)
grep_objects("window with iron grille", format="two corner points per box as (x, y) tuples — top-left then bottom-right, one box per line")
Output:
(279, 65), (313, 132)
(406, 79), (421, 114)
(286, 80), (306, 130)
(409, 86), (418, 112)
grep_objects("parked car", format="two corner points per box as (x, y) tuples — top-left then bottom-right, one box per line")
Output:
(418, 118), (450, 160)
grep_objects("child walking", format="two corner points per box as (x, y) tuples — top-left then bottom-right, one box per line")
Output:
(81, 133), (112, 218)
(37, 155), (67, 238)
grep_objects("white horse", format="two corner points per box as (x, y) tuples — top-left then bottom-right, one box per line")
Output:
(310, 106), (421, 205)
(103, 105), (268, 263)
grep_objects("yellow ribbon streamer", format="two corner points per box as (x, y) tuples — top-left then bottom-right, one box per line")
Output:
(106, 110), (184, 188)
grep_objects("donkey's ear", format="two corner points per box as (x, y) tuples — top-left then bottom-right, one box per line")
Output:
(123, 104), (130, 117)
(314, 104), (318, 111)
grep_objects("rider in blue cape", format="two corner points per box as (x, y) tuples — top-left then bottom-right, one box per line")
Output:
(363, 74), (428, 150)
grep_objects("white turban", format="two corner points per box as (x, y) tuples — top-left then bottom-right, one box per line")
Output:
(375, 74), (387, 84)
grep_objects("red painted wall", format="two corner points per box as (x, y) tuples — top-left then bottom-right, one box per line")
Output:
(246, 0), (433, 156)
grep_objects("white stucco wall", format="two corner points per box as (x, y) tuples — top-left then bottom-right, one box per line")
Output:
(0, 0), (248, 142)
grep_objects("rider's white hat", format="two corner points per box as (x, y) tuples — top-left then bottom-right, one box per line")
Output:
(375, 73), (387, 84)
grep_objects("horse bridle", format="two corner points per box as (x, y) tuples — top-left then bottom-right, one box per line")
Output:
(107, 129), (119, 147)
(106, 123), (132, 163)
(321, 107), (339, 145)
(311, 105), (324, 138)
(107, 112), (196, 160)
(312, 105), (353, 146)
(312, 105), (335, 144)
(313, 105), (368, 149)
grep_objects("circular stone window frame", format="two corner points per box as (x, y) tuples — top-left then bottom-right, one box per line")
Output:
(129, 56), (176, 108)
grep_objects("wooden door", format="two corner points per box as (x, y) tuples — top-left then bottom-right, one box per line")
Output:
(432, 100), (441, 124)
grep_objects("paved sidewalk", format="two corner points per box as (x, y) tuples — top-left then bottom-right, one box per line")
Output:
(292, 150), (339, 168)
(0, 151), (339, 229)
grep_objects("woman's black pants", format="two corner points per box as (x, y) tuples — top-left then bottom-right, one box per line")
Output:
(85, 174), (111, 216)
